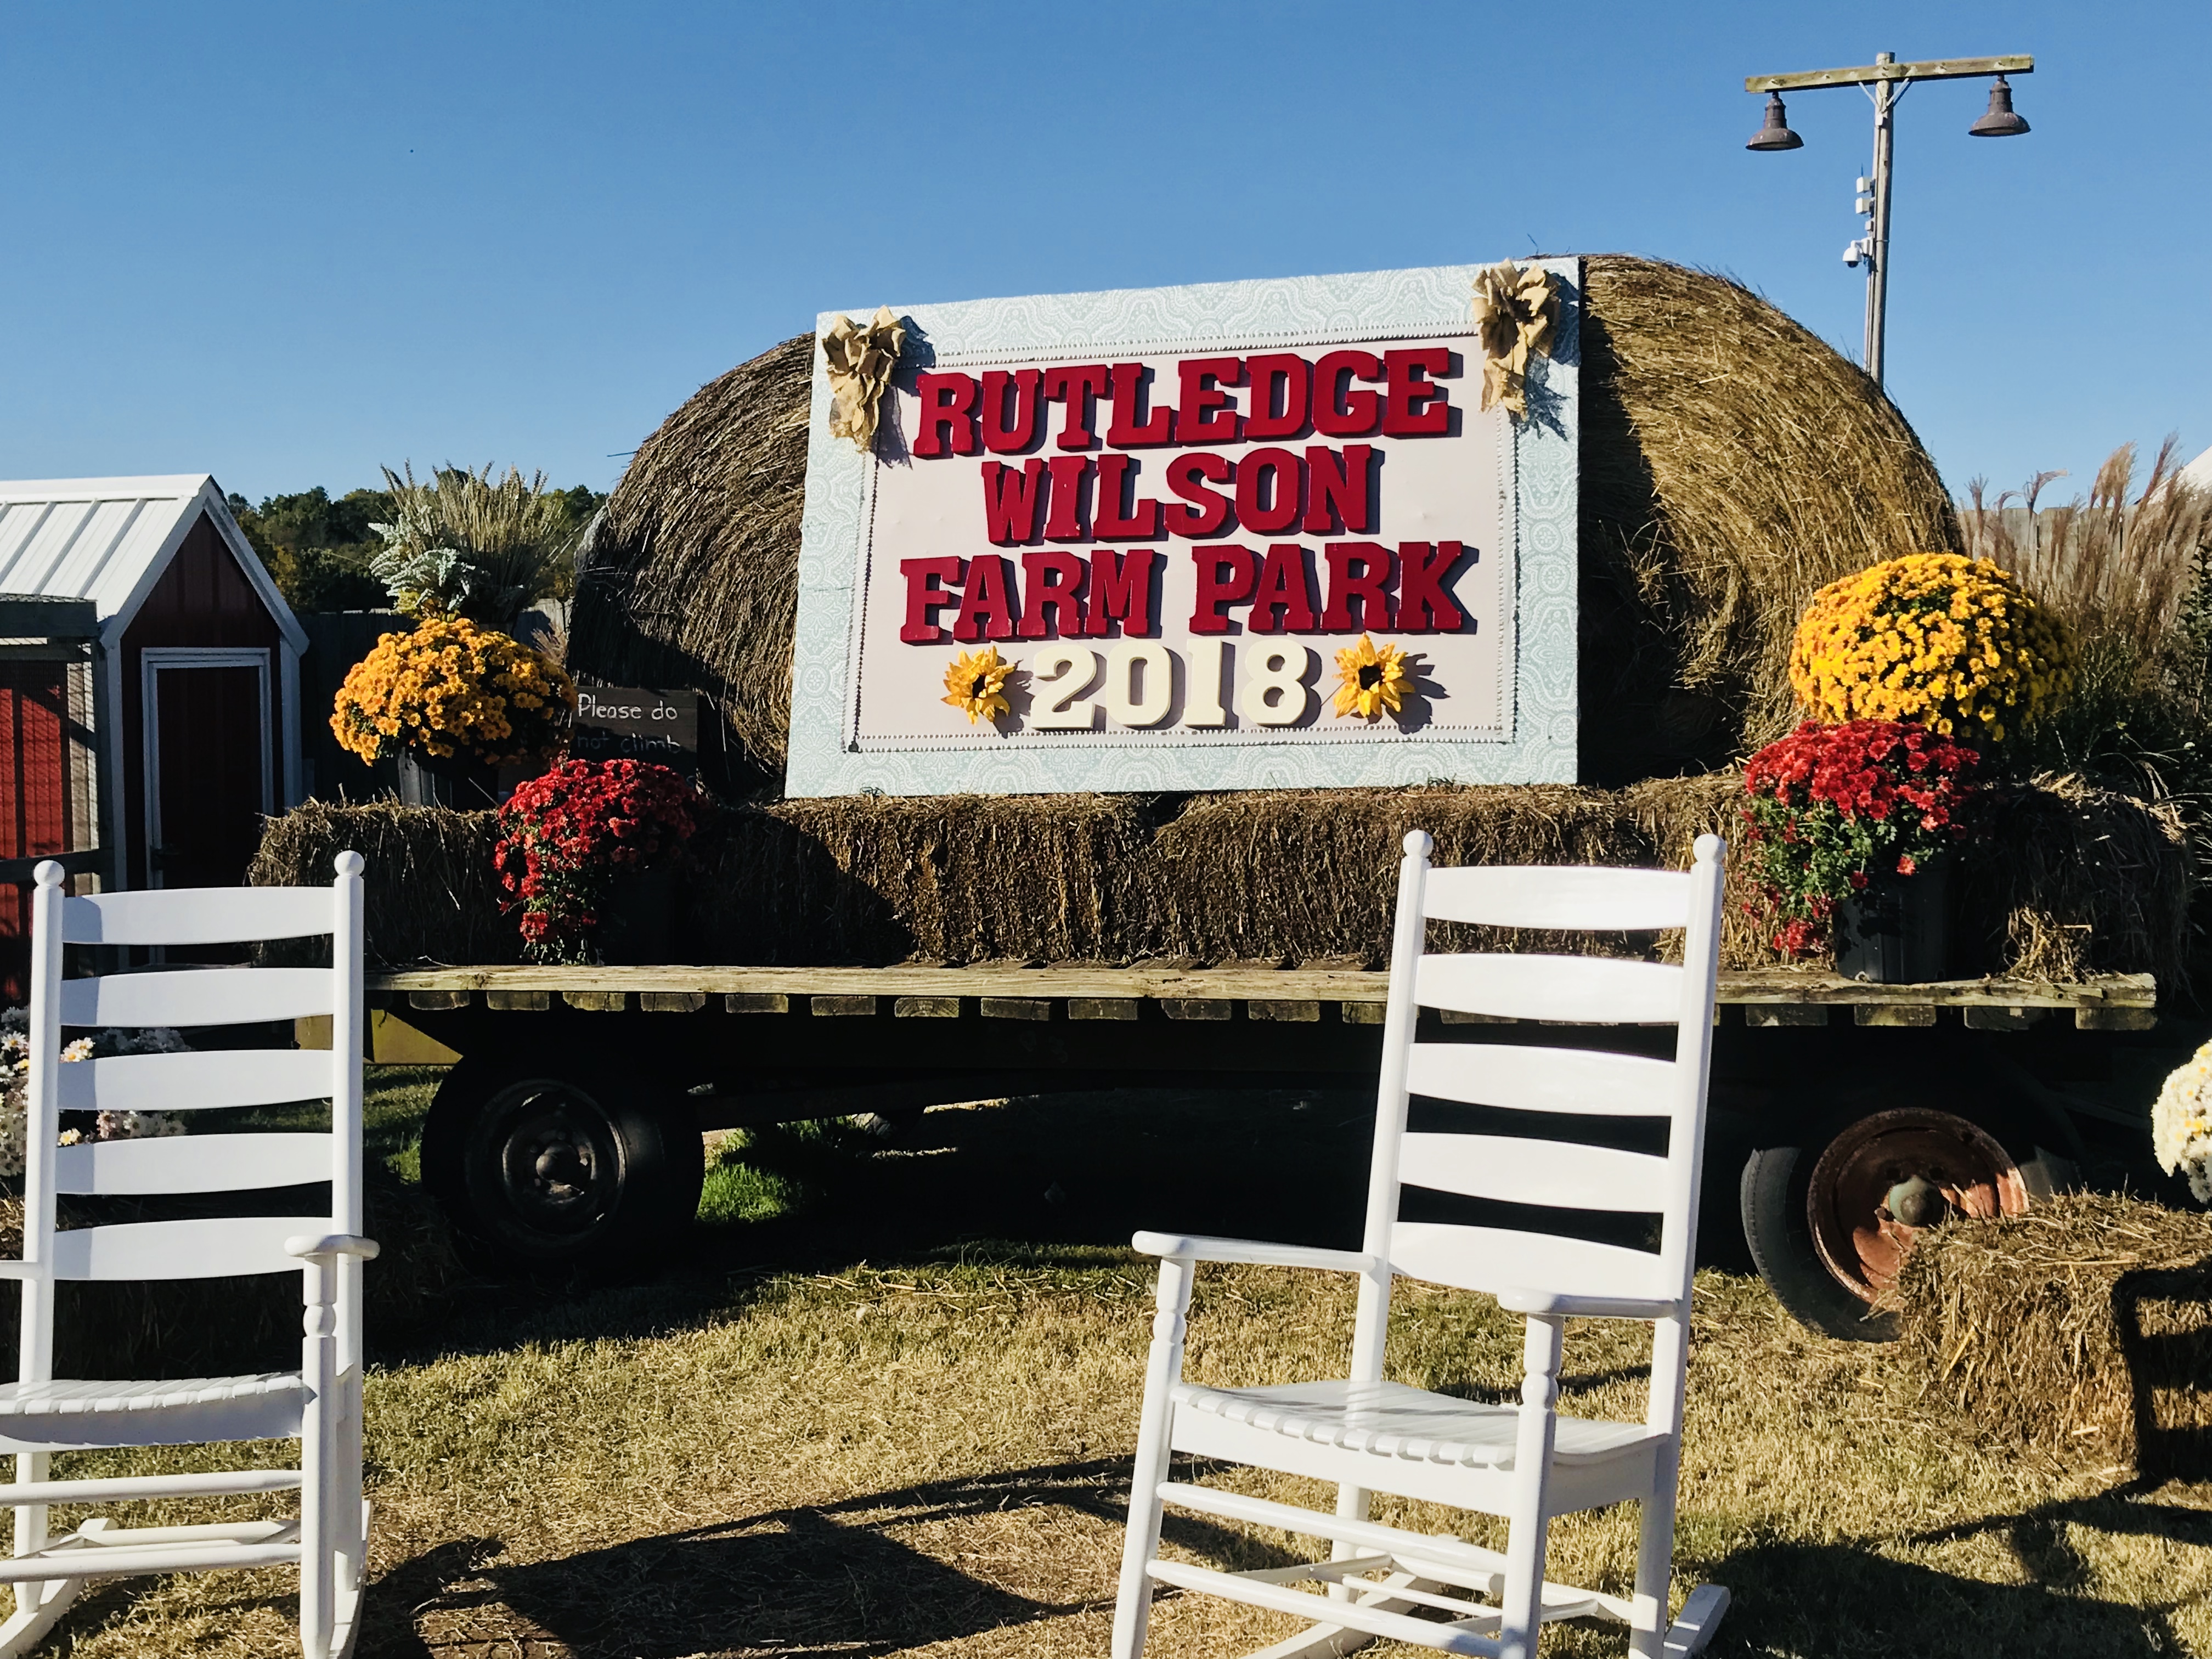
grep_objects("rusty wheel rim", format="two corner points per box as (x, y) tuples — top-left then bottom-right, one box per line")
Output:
(1805, 1108), (2028, 1303)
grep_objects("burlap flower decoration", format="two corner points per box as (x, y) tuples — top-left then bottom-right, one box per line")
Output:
(1470, 262), (1559, 421)
(821, 305), (906, 453)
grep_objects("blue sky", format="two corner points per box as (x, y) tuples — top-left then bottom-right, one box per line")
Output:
(2, 2), (2204, 507)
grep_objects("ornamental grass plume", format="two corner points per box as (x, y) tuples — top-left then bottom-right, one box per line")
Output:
(331, 615), (574, 766)
(370, 462), (584, 630)
(1964, 439), (2212, 803)
(1789, 552), (2075, 743)
(494, 759), (704, 962)
(1741, 719), (1981, 957)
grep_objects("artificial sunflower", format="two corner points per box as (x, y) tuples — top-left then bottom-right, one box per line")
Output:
(1331, 634), (1413, 720)
(942, 645), (1015, 725)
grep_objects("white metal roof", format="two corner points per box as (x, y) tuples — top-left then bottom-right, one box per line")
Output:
(0, 474), (307, 653)
(2183, 444), (2212, 492)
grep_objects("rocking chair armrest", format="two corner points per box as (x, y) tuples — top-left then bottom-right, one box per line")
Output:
(1496, 1287), (1680, 1322)
(1131, 1232), (1375, 1274)
(284, 1234), (381, 1262)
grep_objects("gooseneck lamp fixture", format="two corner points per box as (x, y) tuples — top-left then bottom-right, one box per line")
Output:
(1742, 51), (2035, 387)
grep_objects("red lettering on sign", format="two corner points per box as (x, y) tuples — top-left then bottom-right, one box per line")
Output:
(1383, 347), (1452, 436)
(1302, 444), (1373, 535)
(1043, 364), (1111, 449)
(1019, 551), (1090, 639)
(913, 373), (979, 457)
(1044, 455), (1090, 540)
(1247, 544), (1318, 634)
(1397, 540), (1467, 631)
(1175, 357), (1243, 444)
(980, 460), (1048, 544)
(981, 368), (1044, 453)
(1106, 363), (1175, 447)
(1161, 452), (1232, 538)
(899, 556), (964, 643)
(1189, 545), (1258, 634)
(1235, 448), (1304, 535)
(1324, 541), (1394, 630)
(1085, 549), (1157, 637)
(952, 554), (1020, 641)
(1093, 453), (1160, 539)
(1313, 351), (1383, 437)
(1246, 353), (1310, 440)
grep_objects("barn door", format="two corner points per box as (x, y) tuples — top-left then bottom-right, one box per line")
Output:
(141, 648), (272, 890)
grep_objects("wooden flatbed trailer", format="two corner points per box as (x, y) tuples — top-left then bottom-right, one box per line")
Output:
(374, 961), (2162, 1340)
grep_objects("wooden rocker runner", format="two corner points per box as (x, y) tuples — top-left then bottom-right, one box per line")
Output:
(1111, 831), (1731, 1659)
(0, 855), (376, 1659)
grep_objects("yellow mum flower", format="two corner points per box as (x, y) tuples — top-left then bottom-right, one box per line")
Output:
(1330, 634), (1414, 720)
(330, 615), (576, 766)
(1788, 552), (2074, 737)
(941, 646), (1015, 725)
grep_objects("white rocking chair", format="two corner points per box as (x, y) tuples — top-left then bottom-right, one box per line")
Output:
(1113, 831), (1731, 1659)
(0, 854), (376, 1659)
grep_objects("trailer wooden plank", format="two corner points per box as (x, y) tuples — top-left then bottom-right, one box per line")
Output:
(369, 964), (2156, 1014)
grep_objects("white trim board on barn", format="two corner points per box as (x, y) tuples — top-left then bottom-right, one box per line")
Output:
(138, 647), (275, 891)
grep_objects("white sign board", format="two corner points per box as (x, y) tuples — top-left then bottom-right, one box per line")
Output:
(786, 262), (1578, 796)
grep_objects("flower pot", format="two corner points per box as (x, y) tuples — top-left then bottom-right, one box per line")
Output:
(1833, 861), (1951, 984)
(596, 864), (681, 965)
(397, 749), (501, 810)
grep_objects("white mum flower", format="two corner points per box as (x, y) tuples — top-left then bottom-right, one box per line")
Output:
(2153, 1041), (2212, 1206)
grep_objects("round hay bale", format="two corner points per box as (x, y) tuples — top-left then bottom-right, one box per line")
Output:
(571, 257), (1959, 793)
(1578, 256), (1959, 777)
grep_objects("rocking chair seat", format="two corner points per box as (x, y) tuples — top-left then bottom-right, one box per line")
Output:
(0, 1373), (306, 1449)
(1173, 1379), (1661, 1470)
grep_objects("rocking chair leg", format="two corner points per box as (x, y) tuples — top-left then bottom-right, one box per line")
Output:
(1113, 1259), (1191, 1659)
(1498, 1316), (1564, 1659)
(300, 1258), (338, 1659)
(1627, 1442), (1681, 1659)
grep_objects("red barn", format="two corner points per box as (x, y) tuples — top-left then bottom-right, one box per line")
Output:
(0, 477), (306, 990)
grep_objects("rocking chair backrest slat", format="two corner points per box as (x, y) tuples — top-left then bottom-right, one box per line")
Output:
(57, 1133), (334, 1197)
(1359, 838), (1724, 1331)
(57, 968), (335, 1029)
(50, 1216), (333, 1281)
(1412, 955), (1684, 1025)
(1403, 1043), (1677, 1116)
(1398, 1133), (1671, 1214)
(1420, 864), (1693, 931)
(60, 887), (340, 946)
(59, 1049), (338, 1114)
(23, 854), (365, 1329)
(1391, 1222), (1671, 1302)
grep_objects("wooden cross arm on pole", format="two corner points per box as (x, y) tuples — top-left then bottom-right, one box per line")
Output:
(1746, 55), (2032, 93)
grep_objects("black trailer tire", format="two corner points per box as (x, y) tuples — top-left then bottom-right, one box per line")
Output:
(1740, 1144), (1900, 1344)
(422, 1054), (703, 1276)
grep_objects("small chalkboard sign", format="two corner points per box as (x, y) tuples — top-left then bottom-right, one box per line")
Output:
(571, 683), (700, 774)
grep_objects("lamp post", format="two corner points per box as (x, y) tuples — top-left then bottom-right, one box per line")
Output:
(1744, 53), (2034, 387)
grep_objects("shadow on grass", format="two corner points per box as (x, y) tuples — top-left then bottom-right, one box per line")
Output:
(1709, 1520), (2196, 1657)
(359, 1455), (1274, 1659)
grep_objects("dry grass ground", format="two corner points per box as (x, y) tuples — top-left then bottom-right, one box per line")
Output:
(15, 1076), (2212, 1658)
